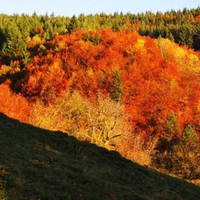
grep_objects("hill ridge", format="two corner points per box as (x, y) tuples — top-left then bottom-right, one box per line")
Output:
(0, 112), (200, 200)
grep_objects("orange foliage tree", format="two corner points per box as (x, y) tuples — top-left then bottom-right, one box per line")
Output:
(0, 83), (30, 122)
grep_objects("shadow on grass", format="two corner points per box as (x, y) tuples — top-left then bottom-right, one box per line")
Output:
(0, 112), (200, 200)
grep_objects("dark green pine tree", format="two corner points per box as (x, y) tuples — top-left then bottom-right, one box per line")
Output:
(110, 70), (123, 102)
(154, 111), (179, 172)
(156, 111), (179, 154)
(67, 15), (80, 34)
(193, 22), (200, 51)
(178, 23), (193, 48)
(0, 20), (27, 65)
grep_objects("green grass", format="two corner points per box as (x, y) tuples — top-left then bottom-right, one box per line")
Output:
(0, 113), (200, 200)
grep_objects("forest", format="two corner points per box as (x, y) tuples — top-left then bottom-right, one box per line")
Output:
(1, 7), (200, 181)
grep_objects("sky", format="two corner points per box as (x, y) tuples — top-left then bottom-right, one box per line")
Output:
(0, 0), (199, 17)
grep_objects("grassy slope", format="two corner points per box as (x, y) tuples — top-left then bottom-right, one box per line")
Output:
(0, 113), (200, 200)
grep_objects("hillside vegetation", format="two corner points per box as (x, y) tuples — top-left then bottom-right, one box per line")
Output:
(1, 8), (200, 197)
(0, 113), (200, 200)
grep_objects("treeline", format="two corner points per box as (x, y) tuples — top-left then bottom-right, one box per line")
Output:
(0, 7), (200, 66)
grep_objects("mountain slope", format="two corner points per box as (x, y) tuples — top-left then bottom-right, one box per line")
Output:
(0, 113), (200, 200)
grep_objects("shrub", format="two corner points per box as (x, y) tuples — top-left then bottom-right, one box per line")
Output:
(29, 91), (130, 150)
(154, 121), (200, 180)
(171, 125), (200, 180)
(0, 83), (30, 122)
(119, 132), (158, 166)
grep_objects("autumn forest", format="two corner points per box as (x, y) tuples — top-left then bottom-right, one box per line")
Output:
(1, 7), (200, 181)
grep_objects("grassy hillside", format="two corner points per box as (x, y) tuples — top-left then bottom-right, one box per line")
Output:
(0, 113), (200, 200)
